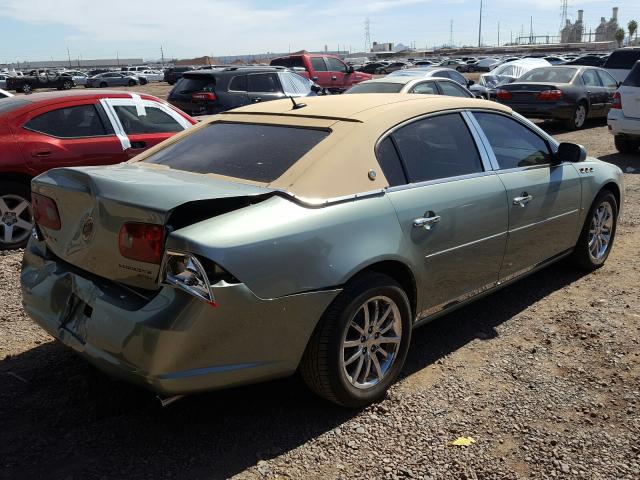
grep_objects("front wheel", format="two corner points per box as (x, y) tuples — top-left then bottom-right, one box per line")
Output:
(0, 181), (34, 250)
(300, 272), (412, 407)
(99, 82), (108, 88)
(21, 83), (32, 94)
(570, 190), (618, 270)
(62, 80), (73, 90)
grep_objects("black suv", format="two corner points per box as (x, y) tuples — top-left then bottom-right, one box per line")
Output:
(167, 66), (317, 116)
(164, 66), (195, 85)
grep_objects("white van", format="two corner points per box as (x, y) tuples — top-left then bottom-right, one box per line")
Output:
(603, 47), (640, 83)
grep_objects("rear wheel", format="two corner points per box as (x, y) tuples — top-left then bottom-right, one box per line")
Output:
(614, 135), (639, 154)
(570, 190), (618, 270)
(62, 80), (73, 90)
(564, 102), (587, 130)
(21, 83), (32, 94)
(300, 272), (412, 407)
(128, 79), (136, 87)
(0, 182), (33, 250)
(99, 82), (108, 88)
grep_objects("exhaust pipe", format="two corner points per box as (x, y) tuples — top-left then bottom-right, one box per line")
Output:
(157, 394), (185, 407)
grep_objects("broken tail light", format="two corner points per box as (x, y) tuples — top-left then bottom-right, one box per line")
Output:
(32, 193), (61, 230)
(119, 223), (165, 264)
(162, 252), (217, 306)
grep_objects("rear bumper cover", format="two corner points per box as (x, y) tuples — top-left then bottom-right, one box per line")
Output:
(21, 238), (339, 395)
(499, 101), (575, 120)
(607, 109), (640, 138)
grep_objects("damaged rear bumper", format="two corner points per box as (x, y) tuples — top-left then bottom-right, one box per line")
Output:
(20, 238), (340, 395)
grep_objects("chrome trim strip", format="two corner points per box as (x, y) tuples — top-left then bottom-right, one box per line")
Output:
(509, 208), (579, 233)
(99, 98), (130, 150)
(385, 170), (495, 193)
(461, 110), (495, 172)
(424, 231), (507, 259)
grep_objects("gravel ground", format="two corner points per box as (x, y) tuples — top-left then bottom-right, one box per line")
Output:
(0, 108), (639, 479)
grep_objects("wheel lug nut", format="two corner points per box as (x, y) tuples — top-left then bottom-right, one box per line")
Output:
(361, 336), (366, 343)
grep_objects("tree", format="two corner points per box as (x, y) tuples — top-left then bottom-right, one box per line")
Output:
(629, 20), (638, 45)
(615, 28), (625, 47)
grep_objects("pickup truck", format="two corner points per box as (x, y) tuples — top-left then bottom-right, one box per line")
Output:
(6, 70), (75, 93)
(270, 54), (372, 92)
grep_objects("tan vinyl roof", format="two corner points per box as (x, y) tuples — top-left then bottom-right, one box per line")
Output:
(134, 94), (513, 202)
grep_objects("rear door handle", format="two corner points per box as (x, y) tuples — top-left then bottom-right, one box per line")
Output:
(413, 212), (440, 230)
(513, 194), (533, 207)
(331, 76), (337, 81)
(32, 150), (52, 157)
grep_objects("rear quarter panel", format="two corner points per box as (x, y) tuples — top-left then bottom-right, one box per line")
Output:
(0, 117), (31, 175)
(166, 194), (411, 300)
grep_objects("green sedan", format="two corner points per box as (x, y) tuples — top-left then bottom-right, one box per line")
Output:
(21, 94), (624, 407)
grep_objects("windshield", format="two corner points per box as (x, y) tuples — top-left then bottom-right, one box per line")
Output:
(143, 122), (330, 182)
(174, 77), (216, 93)
(345, 82), (404, 94)
(518, 67), (577, 83)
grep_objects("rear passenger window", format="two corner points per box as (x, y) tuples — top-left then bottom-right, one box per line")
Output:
(623, 62), (640, 87)
(391, 113), (483, 183)
(113, 106), (183, 134)
(311, 58), (328, 72)
(376, 137), (407, 187)
(229, 75), (247, 91)
(474, 113), (552, 169)
(25, 104), (109, 138)
(596, 70), (618, 88)
(247, 73), (281, 93)
(582, 70), (602, 87)
(439, 81), (470, 97)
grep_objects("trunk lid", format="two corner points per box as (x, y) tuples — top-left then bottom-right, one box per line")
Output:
(31, 163), (275, 290)
(500, 83), (563, 103)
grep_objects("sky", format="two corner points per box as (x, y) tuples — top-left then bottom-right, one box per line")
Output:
(0, 0), (639, 63)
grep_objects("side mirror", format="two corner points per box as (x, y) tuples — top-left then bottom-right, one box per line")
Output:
(310, 84), (322, 93)
(556, 142), (587, 164)
(468, 80), (475, 86)
(312, 76), (318, 81)
(347, 65), (355, 74)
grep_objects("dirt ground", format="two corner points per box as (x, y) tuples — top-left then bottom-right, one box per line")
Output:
(1, 83), (639, 480)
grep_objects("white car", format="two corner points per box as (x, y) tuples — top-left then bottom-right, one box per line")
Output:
(62, 70), (88, 86)
(137, 70), (164, 82)
(603, 47), (640, 83)
(607, 61), (640, 154)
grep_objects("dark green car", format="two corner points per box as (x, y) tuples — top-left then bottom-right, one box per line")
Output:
(21, 94), (624, 406)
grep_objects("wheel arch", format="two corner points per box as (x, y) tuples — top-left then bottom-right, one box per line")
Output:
(342, 259), (418, 320)
(0, 172), (34, 188)
(599, 181), (621, 213)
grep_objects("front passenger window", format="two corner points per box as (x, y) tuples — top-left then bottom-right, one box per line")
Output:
(474, 112), (552, 169)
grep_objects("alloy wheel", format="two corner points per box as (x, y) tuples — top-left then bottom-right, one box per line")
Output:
(341, 295), (402, 390)
(588, 202), (613, 261)
(0, 194), (33, 246)
(574, 104), (586, 128)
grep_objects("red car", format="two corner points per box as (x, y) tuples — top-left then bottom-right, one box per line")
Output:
(0, 90), (196, 249)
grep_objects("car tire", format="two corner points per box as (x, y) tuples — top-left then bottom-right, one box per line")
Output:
(62, 80), (73, 90)
(300, 272), (412, 407)
(99, 82), (108, 88)
(564, 102), (587, 130)
(0, 181), (34, 250)
(21, 83), (32, 94)
(139, 78), (148, 85)
(614, 135), (639, 154)
(570, 190), (618, 271)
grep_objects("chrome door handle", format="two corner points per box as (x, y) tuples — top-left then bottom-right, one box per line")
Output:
(413, 215), (440, 230)
(513, 194), (533, 207)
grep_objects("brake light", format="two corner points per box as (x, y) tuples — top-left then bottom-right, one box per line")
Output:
(536, 89), (563, 101)
(118, 223), (165, 264)
(611, 91), (622, 109)
(31, 193), (61, 230)
(191, 92), (216, 101)
(496, 89), (512, 100)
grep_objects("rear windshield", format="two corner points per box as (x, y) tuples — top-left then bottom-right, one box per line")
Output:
(622, 62), (640, 87)
(518, 67), (577, 83)
(604, 49), (640, 70)
(346, 82), (403, 94)
(143, 122), (330, 182)
(0, 98), (30, 114)
(174, 76), (216, 93)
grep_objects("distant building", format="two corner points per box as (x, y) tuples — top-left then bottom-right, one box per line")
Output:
(371, 42), (394, 53)
(561, 9), (584, 43)
(595, 7), (619, 42)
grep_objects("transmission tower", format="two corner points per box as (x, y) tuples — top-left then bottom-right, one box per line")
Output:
(559, 0), (569, 36)
(450, 19), (454, 46)
(364, 18), (371, 52)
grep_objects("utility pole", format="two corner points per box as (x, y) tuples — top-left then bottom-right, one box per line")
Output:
(116, 51), (120, 66)
(478, 0), (483, 47)
(497, 22), (500, 46)
(530, 16), (533, 44)
(364, 18), (371, 52)
(160, 45), (165, 67)
(66, 46), (72, 68)
(450, 19), (454, 47)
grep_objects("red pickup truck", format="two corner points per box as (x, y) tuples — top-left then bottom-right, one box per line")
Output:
(270, 54), (372, 92)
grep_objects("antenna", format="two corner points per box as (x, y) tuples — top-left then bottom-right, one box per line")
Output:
(289, 96), (306, 110)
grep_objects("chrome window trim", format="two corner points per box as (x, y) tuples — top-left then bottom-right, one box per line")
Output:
(461, 110), (495, 172)
(385, 170), (495, 194)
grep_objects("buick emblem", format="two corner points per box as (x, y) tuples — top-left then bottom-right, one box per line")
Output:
(82, 217), (94, 241)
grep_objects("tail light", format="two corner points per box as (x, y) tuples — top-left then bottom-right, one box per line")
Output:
(191, 92), (216, 101)
(119, 223), (165, 264)
(496, 89), (512, 100)
(32, 193), (61, 230)
(611, 91), (622, 109)
(536, 89), (563, 101)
